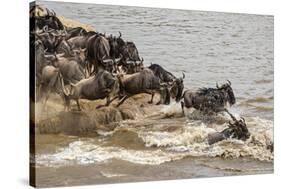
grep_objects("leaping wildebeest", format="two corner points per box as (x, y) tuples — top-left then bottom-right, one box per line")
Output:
(181, 80), (236, 114)
(148, 63), (185, 103)
(64, 69), (121, 110)
(116, 68), (170, 107)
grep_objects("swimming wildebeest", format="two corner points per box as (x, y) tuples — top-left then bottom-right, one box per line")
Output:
(116, 68), (170, 107)
(39, 65), (69, 109)
(181, 80), (235, 114)
(148, 63), (185, 102)
(64, 69), (121, 110)
(207, 110), (250, 145)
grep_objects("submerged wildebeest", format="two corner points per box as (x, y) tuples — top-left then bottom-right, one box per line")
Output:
(64, 69), (121, 110)
(148, 63), (185, 103)
(116, 68), (170, 107)
(181, 80), (235, 114)
(207, 110), (250, 145)
(39, 65), (69, 109)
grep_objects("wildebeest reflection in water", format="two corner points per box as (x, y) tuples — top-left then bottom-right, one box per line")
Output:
(31, 2), (274, 187)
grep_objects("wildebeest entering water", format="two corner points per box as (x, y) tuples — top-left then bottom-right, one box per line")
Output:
(149, 63), (185, 103)
(181, 80), (235, 114)
(116, 68), (170, 107)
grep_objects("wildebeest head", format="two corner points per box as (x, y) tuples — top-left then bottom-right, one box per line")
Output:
(107, 32), (125, 59)
(170, 72), (185, 102)
(227, 117), (250, 141)
(39, 8), (64, 30)
(35, 27), (66, 53)
(122, 41), (140, 62)
(216, 80), (236, 106)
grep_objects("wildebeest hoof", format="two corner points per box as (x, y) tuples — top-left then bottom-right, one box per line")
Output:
(148, 101), (153, 104)
(156, 101), (161, 105)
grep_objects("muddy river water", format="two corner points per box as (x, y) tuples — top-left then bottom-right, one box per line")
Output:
(34, 1), (274, 187)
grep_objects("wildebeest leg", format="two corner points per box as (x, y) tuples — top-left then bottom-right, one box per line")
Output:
(43, 90), (51, 111)
(148, 93), (154, 104)
(76, 99), (82, 111)
(96, 96), (119, 109)
(181, 101), (185, 115)
(116, 95), (130, 107)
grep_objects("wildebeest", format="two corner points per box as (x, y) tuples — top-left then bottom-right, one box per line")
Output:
(207, 110), (250, 145)
(67, 31), (97, 50)
(116, 68), (170, 107)
(107, 32), (125, 60)
(148, 63), (185, 102)
(34, 8), (65, 30)
(121, 41), (141, 63)
(50, 54), (86, 84)
(39, 65), (69, 109)
(181, 80), (235, 114)
(64, 69), (121, 110)
(35, 27), (67, 53)
(65, 27), (87, 40)
(86, 33), (112, 75)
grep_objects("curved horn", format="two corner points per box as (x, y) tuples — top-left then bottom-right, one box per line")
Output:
(46, 8), (51, 16)
(182, 72), (185, 79)
(141, 57), (144, 63)
(216, 82), (219, 88)
(43, 25), (48, 32)
(241, 117), (246, 123)
(118, 31), (122, 38)
(227, 80), (231, 86)
(52, 9), (56, 16)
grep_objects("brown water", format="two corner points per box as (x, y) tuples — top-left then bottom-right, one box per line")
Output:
(34, 1), (274, 187)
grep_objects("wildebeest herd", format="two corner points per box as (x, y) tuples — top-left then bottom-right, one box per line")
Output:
(30, 6), (252, 145)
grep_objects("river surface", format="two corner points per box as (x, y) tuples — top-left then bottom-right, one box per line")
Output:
(35, 1), (274, 187)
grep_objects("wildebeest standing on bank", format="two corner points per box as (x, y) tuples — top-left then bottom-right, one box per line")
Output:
(34, 8), (65, 31)
(148, 63), (185, 103)
(86, 34), (114, 75)
(51, 55), (86, 84)
(64, 70), (121, 110)
(116, 69), (170, 107)
(181, 80), (236, 114)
